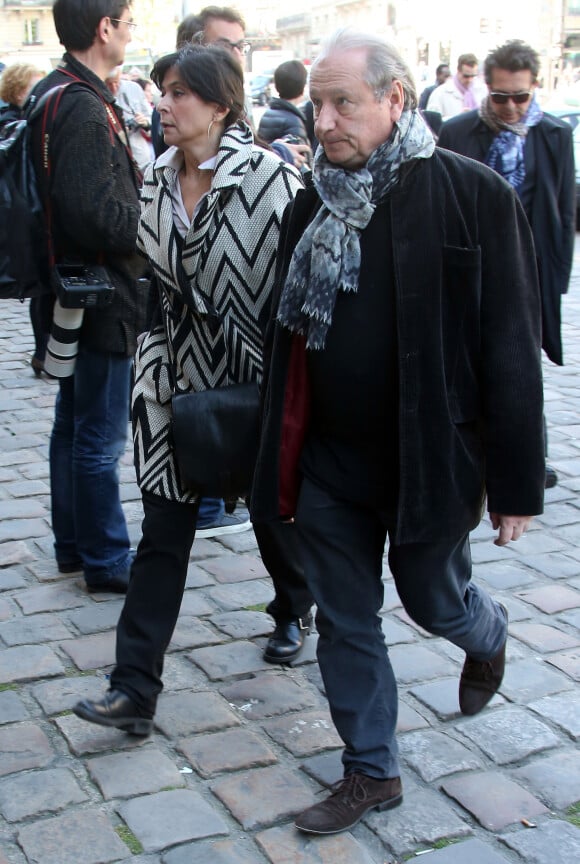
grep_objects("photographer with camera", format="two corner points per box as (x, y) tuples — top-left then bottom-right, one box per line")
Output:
(28, 0), (146, 594)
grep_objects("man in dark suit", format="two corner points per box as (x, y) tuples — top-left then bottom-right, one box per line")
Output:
(438, 39), (575, 488)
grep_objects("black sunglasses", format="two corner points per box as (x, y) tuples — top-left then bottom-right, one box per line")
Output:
(489, 90), (532, 105)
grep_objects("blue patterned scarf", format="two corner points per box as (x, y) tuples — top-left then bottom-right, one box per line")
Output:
(276, 109), (435, 350)
(481, 93), (543, 190)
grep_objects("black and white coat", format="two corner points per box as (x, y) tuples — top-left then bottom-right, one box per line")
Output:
(133, 124), (302, 501)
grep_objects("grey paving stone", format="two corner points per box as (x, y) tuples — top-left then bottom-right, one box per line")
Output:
(368, 782), (472, 856)
(0, 540), (35, 568)
(470, 543), (519, 565)
(165, 838), (267, 864)
(206, 579), (274, 612)
(216, 531), (259, 554)
(512, 532), (569, 555)
(12, 583), (85, 615)
(220, 672), (321, 720)
(61, 631), (116, 671)
(0, 644), (64, 684)
(404, 838), (512, 863)
(517, 584), (580, 613)
(189, 640), (271, 680)
(168, 616), (224, 651)
(199, 554), (269, 583)
(87, 747), (186, 799)
(66, 601), (123, 635)
(54, 713), (150, 757)
(256, 824), (378, 863)
(473, 560), (539, 589)
(178, 590), (215, 617)
(528, 690), (580, 739)
(178, 728), (277, 777)
(262, 709), (343, 757)
(514, 552), (580, 581)
(162, 653), (210, 692)
(499, 819), (580, 864)
(410, 678), (462, 720)
(559, 608), (580, 630)
(441, 771), (549, 830)
(396, 699), (431, 732)
(0, 767), (88, 821)
(117, 789), (228, 852)
(0, 518), (50, 542)
(0, 596), (17, 621)
(189, 538), (226, 560)
(508, 621), (580, 652)
(0, 690), (28, 725)
(400, 730), (483, 781)
(500, 658), (574, 702)
(381, 615), (417, 644)
(0, 612), (73, 645)
(154, 691), (240, 737)
(513, 750), (580, 809)
(211, 765), (314, 830)
(17, 809), (129, 864)
(300, 749), (343, 788)
(389, 643), (457, 683)
(458, 706), (560, 764)
(546, 648), (580, 680)
(31, 674), (105, 715)
(184, 562), (216, 588)
(210, 610), (273, 639)
(0, 569), (27, 591)
(0, 499), (47, 520)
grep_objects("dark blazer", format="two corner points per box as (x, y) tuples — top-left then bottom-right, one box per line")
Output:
(258, 98), (309, 145)
(251, 149), (545, 543)
(29, 54), (146, 356)
(438, 110), (575, 365)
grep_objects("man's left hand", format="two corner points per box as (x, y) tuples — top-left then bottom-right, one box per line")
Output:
(489, 513), (534, 546)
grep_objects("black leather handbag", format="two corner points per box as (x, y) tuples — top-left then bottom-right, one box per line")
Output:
(171, 381), (260, 498)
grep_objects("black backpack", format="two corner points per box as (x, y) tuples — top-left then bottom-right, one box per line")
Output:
(0, 81), (96, 301)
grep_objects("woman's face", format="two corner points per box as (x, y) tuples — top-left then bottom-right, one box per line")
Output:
(157, 67), (219, 150)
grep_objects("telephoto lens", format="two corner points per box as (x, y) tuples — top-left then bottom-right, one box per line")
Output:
(43, 300), (84, 378)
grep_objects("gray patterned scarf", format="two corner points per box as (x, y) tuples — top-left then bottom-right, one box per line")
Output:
(277, 109), (435, 349)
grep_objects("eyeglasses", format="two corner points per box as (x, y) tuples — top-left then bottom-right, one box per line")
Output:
(109, 17), (138, 30)
(194, 32), (251, 54)
(490, 90), (532, 105)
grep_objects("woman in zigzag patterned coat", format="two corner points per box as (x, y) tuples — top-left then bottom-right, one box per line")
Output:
(73, 45), (304, 734)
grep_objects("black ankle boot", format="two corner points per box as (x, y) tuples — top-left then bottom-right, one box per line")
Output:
(263, 614), (312, 664)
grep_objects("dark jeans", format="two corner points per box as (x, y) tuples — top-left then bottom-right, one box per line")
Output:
(111, 491), (199, 715)
(50, 346), (133, 583)
(295, 476), (507, 780)
(253, 520), (313, 622)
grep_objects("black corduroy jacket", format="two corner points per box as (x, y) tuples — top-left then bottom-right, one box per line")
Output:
(29, 54), (147, 356)
(251, 148), (545, 543)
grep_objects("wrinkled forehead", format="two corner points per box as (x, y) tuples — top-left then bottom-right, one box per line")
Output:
(310, 48), (371, 93)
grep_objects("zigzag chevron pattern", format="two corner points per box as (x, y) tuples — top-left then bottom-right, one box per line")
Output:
(133, 126), (303, 502)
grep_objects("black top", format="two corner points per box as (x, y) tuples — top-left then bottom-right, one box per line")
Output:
(300, 201), (399, 507)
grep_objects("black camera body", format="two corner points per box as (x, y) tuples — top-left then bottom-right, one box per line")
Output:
(51, 264), (115, 309)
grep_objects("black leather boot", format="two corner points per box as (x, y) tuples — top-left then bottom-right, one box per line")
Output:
(73, 689), (153, 736)
(263, 614), (313, 664)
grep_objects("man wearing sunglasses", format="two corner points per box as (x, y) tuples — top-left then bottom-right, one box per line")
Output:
(438, 40), (575, 489)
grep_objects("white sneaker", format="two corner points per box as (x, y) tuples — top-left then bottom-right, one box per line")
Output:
(196, 513), (252, 539)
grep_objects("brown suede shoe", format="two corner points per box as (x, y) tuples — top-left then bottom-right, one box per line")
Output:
(294, 773), (403, 834)
(459, 603), (508, 716)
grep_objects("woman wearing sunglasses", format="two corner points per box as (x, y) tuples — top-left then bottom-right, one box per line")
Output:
(438, 39), (575, 490)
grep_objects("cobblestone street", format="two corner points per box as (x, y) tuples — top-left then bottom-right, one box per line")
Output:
(1, 240), (580, 863)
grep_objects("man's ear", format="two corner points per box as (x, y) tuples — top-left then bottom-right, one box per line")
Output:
(388, 80), (405, 121)
(97, 16), (110, 43)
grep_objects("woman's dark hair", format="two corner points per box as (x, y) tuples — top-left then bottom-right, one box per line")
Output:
(151, 45), (245, 128)
(53, 0), (130, 52)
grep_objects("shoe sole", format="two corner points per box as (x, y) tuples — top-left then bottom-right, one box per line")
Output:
(72, 704), (153, 736)
(263, 645), (305, 665)
(294, 793), (403, 834)
(195, 521), (252, 539)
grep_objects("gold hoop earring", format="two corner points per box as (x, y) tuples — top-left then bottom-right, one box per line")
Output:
(207, 119), (215, 139)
